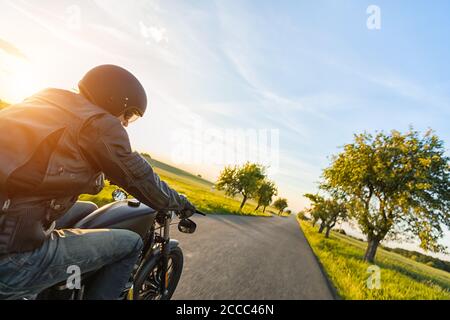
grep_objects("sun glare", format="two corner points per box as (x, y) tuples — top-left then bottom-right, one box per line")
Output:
(0, 53), (43, 103)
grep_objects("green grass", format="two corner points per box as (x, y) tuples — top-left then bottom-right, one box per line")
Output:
(0, 100), (9, 110)
(0, 100), (278, 217)
(280, 212), (292, 217)
(298, 219), (450, 300)
(80, 158), (273, 217)
(0, 102), (274, 217)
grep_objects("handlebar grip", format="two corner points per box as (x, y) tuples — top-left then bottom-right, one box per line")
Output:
(195, 210), (206, 216)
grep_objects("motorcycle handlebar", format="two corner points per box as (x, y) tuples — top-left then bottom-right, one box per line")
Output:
(195, 209), (206, 216)
(172, 209), (206, 217)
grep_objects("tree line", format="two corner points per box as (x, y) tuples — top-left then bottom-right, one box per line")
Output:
(301, 128), (449, 263)
(216, 162), (289, 215)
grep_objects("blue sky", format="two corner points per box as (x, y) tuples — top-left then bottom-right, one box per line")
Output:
(0, 0), (449, 258)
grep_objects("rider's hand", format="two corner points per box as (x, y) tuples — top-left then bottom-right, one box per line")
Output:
(179, 195), (195, 219)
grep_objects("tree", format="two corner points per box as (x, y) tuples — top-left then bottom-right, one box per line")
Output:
(304, 194), (322, 228)
(307, 206), (320, 227)
(216, 162), (266, 211)
(140, 152), (152, 160)
(304, 193), (347, 238)
(254, 179), (278, 212)
(322, 128), (450, 262)
(297, 210), (310, 221)
(273, 198), (288, 215)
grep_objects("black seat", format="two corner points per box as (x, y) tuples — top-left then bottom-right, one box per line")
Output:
(55, 201), (98, 229)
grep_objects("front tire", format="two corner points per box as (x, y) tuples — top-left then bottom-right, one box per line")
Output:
(133, 246), (183, 300)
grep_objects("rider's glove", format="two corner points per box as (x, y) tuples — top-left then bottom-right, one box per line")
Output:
(179, 195), (195, 219)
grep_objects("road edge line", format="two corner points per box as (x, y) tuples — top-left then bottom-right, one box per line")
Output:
(295, 216), (342, 300)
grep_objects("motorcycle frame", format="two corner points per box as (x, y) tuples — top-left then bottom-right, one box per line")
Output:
(133, 209), (176, 300)
(43, 209), (178, 300)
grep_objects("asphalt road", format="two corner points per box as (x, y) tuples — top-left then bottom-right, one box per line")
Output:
(171, 214), (335, 300)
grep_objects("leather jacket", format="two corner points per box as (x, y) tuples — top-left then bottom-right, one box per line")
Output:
(78, 107), (191, 211)
(0, 88), (191, 255)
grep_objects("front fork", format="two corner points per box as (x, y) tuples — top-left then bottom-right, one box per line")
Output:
(160, 211), (173, 299)
(127, 210), (174, 300)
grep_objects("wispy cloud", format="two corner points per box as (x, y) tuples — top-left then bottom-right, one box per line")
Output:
(139, 21), (169, 44)
(364, 72), (450, 115)
(0, 38), (27, 60)
(305, 46), (450, 115)
(4, 0), (118, 58)
(2, 0), (448, 216)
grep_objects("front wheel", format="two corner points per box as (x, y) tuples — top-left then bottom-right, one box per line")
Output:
(133, 246), (184, 300)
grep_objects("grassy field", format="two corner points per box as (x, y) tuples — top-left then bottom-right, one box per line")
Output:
(80, 156), (274, 217)
(0, 100), (281, 217)
(0, 100), (8, 110)
(298, 219), (450, 300)
(0, 93), (280, 217)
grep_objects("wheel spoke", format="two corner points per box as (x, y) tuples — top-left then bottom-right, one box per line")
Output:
(137, 253), (180, 300)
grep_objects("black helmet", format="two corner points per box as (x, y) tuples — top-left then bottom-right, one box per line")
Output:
(78, 64), (147, 119)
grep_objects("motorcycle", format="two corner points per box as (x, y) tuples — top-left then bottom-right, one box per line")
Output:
(36, 189), (204, 300)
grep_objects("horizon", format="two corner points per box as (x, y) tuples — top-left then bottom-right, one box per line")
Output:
(0, 0), (449, 260)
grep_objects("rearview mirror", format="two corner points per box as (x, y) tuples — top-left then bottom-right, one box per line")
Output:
(178, 219), (197, 234)
(112, 189), (127, 201)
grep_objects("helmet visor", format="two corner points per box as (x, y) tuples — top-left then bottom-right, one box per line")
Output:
(123, 108), (141, 124)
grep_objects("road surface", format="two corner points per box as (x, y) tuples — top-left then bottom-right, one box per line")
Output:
(171, 214), (335, 300)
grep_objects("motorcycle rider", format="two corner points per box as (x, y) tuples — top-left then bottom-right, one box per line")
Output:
(0, 64), (195, 299)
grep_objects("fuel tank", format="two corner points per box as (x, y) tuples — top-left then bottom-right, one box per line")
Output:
(74, 200), (157, 238)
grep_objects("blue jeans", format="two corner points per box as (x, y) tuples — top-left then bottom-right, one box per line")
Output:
(0, 228), (143, 300)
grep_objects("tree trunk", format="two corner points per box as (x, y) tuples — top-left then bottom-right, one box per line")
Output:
(239, 195), (247, 211)
(364, 238), (380, 263)
(263, 206), (267, 213)
(254, 204), (260, 212)
(325, 221), (336, 238)
(318, 222), (325, 233)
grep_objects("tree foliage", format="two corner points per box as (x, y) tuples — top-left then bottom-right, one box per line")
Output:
(297, 210), (310, 221)
(216, 162), (266, 211)
(273, 198), (288, 215)
(321, 128), (450, 262)
(254, 179), (278, 212)
(304, 193), (347, 238)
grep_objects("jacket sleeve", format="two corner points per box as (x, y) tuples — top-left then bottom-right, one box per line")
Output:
(78, 114), (191, 211)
